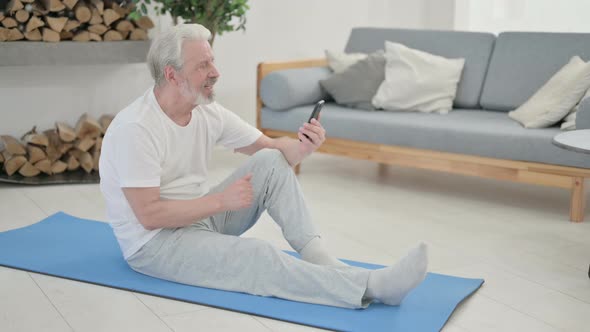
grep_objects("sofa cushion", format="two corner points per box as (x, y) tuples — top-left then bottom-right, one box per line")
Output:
(344, 27), (495, 109)
(508, 56), (590, 128)
(576, 97), (590, 130)
(480, 32), (590, 112)
(320, 50), (385, 110)
(325, 50), (368, 73)
(372, 41), (465, 114)
(261, 104), (590, 169)
(260, 67), (331, 110)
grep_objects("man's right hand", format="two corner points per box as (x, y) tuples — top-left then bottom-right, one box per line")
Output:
(220, 173), (254, 211)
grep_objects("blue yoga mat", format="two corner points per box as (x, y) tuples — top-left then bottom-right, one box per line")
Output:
(0, 212), (483, 332)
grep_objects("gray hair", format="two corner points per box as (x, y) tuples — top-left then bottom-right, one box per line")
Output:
(147, 24), (212, 86)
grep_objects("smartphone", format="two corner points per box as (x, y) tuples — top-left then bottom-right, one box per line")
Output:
(301, 100), (325, 141)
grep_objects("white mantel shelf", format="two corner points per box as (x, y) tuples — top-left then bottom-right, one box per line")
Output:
(0, 41), (151, 66)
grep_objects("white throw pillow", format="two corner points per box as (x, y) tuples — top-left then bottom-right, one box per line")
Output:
(509, 56), (590, 128)
(325, 50), (367, 73)
(371, 41), (465, 114)
(561, 88), (590, 130)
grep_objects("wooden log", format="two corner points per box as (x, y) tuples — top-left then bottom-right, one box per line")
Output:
(120, 29), (129, 39)
(20, 0), (35, 3)
(42, 0), (65, 12)
(129, 28), (147, 41)
(62, 0), (78, 10)
(88, 23), (107, 35)
(22, 132), (49, 147)
(111, 2), (128, 17)
(43, 129), (63, 162)
(31, 2), (49, 16)
(66, 154), (79, 171)
(24, 28), (42, 40)
(15, 9), (29, 23)
(69, 149), (93, 173)
(75, 114), (102, 138)
(4, 156), (27, 176)
(102, 8), (119, 26)
(0, 153), (4, 164)
(98, 114), (113, 133)
(134, 16), (154, 30)
(0, 28), (10, 42)
(90, 0), (103, 14)
(89, 7), (102, 24)
(93, 136), (102, 152)
(27, 145), (46, 164)
(92, 149), (100, 171)
(18, 162), (40, 177)
(26, 16), (44, 32)
(75, 137), (95, 152)
(42, 27), (60, 42)
(89, 31), (101, 41)
(103, 29), (122, 41)
(51, 160), (67, 174)
(56, 122), (76, 142)
(0, 12), (4, 22)
(2, 17), (18, 28)
(45, 16), (67, 32)
(72, 30), (90, 41)
(1, 136), (26, 155)
(75, 3), (91, 23)
(59, 30), (73, 40)
(115, 20), (134, 33)
(34, 159), (52, 175)
(59, 143), (73, 154)
(6, 0), (24, 14)
(8, 28), (25, 40)
(63, 19), (79, 32)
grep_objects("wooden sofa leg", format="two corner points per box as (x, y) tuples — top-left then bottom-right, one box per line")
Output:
(570, 177), (585, 222)
(294, 164), (301, 175)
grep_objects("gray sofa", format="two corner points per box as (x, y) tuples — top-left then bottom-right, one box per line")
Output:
(256, 28), (590, 222)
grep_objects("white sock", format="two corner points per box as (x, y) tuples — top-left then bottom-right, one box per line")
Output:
(365, 242), (428, 305)
(300, 237), (347, 267)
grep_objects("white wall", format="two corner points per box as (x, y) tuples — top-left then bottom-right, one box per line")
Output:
(454, 0), (590, 34)
(0, 0), (453, 137)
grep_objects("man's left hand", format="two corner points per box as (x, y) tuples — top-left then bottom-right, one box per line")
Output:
(297, 118), (326, 155)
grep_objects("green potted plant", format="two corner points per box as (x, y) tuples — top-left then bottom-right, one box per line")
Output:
(130, 0), (249, 45)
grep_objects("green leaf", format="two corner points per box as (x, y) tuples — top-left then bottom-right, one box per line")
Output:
(141, 3), (148, 14)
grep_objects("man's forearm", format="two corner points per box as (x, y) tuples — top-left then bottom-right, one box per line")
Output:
(272, 136), (307, 166)
(138, 193), (225, 230)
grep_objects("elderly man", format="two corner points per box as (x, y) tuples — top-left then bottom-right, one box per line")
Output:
(100, 24), (427, 309)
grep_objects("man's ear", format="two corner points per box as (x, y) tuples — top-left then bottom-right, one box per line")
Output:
(163, 66), (181, 86)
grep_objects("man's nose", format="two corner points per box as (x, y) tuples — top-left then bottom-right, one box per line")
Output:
(209, 64), (220, 78)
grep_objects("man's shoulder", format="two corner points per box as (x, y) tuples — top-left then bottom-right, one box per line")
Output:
(110, 92), (161, 133)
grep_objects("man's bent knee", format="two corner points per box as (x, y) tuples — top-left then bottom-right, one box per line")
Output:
(251, 148), (290, 169)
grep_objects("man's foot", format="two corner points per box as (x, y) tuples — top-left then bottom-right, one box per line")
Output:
(365, 242), (428, 305)
(300, 237), (348, 267)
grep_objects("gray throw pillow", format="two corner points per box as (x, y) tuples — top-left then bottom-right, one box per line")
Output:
(320, 50), (385, 110)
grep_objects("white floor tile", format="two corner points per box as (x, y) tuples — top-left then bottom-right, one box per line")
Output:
(162, 308), (270, 332)
(0, 267), (72, 332)
(30, 273), (172, 332)
(253, 316), (330, 332)
(134, 293), (208, 317)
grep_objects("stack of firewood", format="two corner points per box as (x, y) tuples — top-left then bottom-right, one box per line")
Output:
(0, 0), (153, 42)
(0, 113), (113, 177)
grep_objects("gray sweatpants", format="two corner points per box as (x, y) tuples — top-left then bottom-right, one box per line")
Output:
(127, 149), (371, 308)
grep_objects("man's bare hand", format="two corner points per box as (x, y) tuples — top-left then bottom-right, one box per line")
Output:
(220, 173), (254, 211)
(298, 118), (326, 155)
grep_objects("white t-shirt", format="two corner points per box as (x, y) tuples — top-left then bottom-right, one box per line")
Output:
(99, 87), (262, 259)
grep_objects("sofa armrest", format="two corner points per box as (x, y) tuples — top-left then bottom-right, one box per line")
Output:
(576, 97), (590, 130)
(256, 58), (328, 128)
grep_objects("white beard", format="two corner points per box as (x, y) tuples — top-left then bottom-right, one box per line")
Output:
(180, 80), (215, 106)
